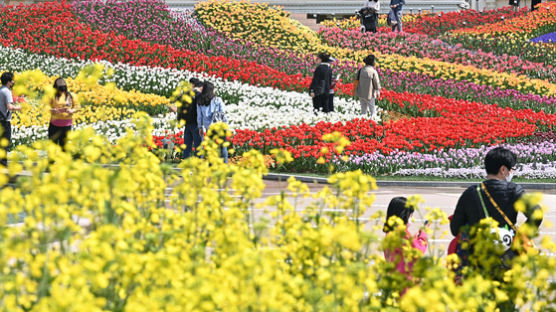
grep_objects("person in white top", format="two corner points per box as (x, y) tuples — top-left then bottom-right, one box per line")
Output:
(360, 0), (380, 33)
(0, 72), (21, 167)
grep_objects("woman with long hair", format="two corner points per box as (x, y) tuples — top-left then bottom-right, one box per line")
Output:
(196, 81), (229, 163)
(383, 196), (428, 291)
(49, 78), (79, 148)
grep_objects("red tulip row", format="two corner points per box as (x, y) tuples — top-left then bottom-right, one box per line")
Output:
(403, 6), (528, 36)
(152, 89), (553, 162)
(232, 91), (554, 160)
(0, 1), (308, 92)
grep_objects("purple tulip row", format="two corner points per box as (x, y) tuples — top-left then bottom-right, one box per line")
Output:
(391, 162), (556, 179)
(334, 140), (556, 175)
(530, 32), (556, 43)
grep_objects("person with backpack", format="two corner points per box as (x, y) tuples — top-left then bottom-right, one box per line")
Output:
(354, 54), (381, 117)
(0, 72), (21, 167)
(197, 81), (229, 163)
(450, 147), (543, 277)
(309, 52), (333, 113)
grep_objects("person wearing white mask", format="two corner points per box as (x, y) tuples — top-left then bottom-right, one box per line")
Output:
(450, 147), (543, 279)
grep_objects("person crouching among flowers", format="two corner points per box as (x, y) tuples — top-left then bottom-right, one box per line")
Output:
(48, 78), (79, 149)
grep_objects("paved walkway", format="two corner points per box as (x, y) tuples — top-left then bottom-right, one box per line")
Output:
(258, 180), (556, 256)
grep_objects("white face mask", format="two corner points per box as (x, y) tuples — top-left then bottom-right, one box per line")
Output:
(506, 171), (514, 182)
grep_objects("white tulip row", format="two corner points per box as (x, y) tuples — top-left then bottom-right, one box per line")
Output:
(0, 46), (373, 145)
(12, 114), (175, 147)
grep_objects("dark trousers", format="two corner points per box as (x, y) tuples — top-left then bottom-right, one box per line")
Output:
(313, 94), (330, 113)
(328, 94), (335, 112)
(48, 123), (71, 149)
(391, 10), (403, 32)
(1, 119), (11, 167)
(183, 123), (202, 158)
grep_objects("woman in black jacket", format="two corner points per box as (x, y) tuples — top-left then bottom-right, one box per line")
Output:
(309, 52), (333, 113)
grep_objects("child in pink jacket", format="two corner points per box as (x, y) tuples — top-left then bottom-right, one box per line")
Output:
(383, 197), (428, 279)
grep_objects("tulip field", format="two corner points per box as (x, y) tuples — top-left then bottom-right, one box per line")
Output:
(0, 0), (554, 178)
(0, 0), (555, 311)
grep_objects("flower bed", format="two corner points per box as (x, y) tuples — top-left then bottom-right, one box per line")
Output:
(0, 0), (553, 178)
(531, 31), (556, 43)
(334, 141), (556, 177)
(1, 121), (553, 311)
(444, 3), (556, 64)
(318, 27), (553, 81)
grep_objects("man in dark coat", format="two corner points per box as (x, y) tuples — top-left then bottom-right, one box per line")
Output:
(171, 78), (203, 159)
(309, 52), (333, 113)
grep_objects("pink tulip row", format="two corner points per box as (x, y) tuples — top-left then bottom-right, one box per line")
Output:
(318, 26), (554, 81)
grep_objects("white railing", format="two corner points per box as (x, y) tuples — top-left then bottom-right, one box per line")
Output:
(167, 0), (464, 14)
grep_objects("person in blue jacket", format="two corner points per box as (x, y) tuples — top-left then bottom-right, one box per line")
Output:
(197, 81), (229, 163)
(389, 0), (405, 32)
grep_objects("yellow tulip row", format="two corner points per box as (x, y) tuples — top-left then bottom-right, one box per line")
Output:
(308, 43), (555, 96)
(7, 68), (170, 128)
(195, 0), (321, 52)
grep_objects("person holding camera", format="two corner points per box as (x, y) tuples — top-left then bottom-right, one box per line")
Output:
(389, 0), (405, 32)
(48, 77), (79, 149)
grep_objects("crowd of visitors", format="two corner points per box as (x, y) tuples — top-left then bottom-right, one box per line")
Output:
(0, 73), (230, 167)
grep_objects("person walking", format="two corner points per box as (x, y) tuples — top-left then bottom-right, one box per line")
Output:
(309, 52), (332, 113)
(0, 72), (21, 167)
(389, 0), (405, 32)
(197, 81), (229, 163)
(48, 78), (79, 149)
(354, 54), (381, 117)
(171, 78), (203, 159)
